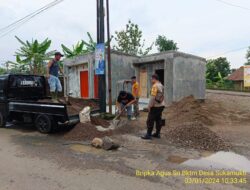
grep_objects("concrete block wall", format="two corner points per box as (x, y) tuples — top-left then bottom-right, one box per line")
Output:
(63, 51), (137, 102)
(64, 54), (94, 98)
(64, 50), (206, 104)
(109, 52), (137, 102)
(133, 51), (206, 104)
(172, 53), (206, 101)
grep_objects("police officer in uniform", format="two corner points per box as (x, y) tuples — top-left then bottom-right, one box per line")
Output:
(142, 74), (165, 140)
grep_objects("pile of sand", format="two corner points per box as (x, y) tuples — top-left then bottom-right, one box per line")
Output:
(63, 119), (140, 141)
(65, 97), (98, 115)
(166, 122), (230, 151)
(165, 96), (223, 127)
(64, 122), (112, 141)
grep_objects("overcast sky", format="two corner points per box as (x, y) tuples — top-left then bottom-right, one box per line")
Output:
(0, 0), (249, 69)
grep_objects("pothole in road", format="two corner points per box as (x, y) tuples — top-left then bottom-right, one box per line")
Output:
(69, 144), (103, 154)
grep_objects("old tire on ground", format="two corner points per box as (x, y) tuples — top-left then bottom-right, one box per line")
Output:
(35, 114), (52, 133)
(0, 112), (6, 128)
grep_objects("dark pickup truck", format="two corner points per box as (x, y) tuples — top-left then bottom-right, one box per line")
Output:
(0, 74), (79, 133)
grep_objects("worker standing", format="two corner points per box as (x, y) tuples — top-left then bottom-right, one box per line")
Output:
(142, 74), (165, 140)
(47, 52), (64, 103)
(131, 76), (141, 118)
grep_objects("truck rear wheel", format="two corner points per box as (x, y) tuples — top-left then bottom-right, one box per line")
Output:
(35, 114), (52, 133)
(0, 112), (6, 128)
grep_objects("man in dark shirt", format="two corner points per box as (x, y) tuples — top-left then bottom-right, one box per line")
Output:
(117, 91), (136, 120)
(47, 52), (64, 102)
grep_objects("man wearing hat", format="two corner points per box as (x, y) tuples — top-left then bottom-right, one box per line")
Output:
(47, 52), (64, 102)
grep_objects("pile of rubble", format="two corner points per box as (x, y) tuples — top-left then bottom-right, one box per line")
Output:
(166, 122), (230, 151)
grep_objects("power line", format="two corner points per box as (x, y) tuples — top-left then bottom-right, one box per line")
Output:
(214, 0), (250, 11)
(0, 0), (64, 38)
(0, 0), (63, 37)
(0, 0), (62, 33)
(206, 46), (249, 59)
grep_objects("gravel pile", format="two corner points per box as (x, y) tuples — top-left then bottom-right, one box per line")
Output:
(166, 122), (230, 151)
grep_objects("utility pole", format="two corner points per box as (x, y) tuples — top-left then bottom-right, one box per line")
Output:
(97, 0), (106, 113)
(106, 0), (112, 114)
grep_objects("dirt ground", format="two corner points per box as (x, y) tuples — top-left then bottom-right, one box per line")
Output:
(0, 91), (250, 190)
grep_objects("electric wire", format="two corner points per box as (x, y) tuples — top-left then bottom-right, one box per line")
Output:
(0, 0), (64, 38)
(206, 46), (249, 59)
(215, 0), (250, 11)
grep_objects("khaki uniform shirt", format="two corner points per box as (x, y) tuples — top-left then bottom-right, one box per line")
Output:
(148, 82), (165, 108)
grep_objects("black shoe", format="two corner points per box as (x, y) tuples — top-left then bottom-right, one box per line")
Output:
(152, 133), (161, 138)
(141, 135), (152, 140)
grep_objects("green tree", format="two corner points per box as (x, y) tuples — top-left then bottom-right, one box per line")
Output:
(155, 35), (178, 52)
(15, 36), (55, 74)
(113, 20), (153, 56)
(206, 57), (231, 82)
(61, 32), (97, 58)
(0, 67), (6, 74)
(245, 47), (250, 65)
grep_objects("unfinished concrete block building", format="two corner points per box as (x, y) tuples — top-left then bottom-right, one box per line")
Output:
(63, 51), (136, 101)
(63, 50), (206, 104)
(133, 51), (206, 103)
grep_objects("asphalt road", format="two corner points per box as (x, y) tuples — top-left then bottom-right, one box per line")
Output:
(0, 128), (171, 190)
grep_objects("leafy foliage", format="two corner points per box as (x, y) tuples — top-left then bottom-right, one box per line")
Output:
(155, 35), (178, 52)
(14, 36), (55, 74)
(6, 58), (30, 74)
(245, 47), (250, 66)
(0, 67), (6, 75)
(113, 20), (153, 56)
(206, 71), (234, 89)
(61, 32), (97, 58)
(206, 57), (231, 82)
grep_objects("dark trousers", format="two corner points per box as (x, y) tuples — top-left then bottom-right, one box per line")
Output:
(146, 106), (164, 136)
(133, 98), (140, 117)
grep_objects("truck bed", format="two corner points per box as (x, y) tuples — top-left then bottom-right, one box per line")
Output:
(8, 100), (73, 123)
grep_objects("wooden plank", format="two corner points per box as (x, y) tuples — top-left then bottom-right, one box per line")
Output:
(140, 68), (148, 98)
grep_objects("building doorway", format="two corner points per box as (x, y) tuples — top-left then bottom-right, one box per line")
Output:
(80, 71), (89, 98)
(155, 69), (164, 85)
(139, 68), (148, 98)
